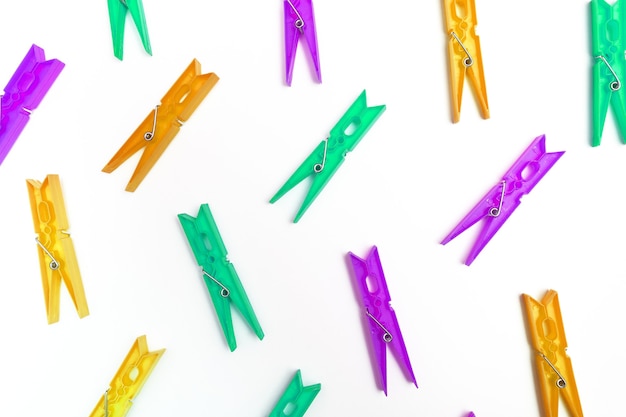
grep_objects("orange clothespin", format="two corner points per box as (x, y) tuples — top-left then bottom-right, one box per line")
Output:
(102, 59), (219, 191)
(442, 0), (489, 122)
(26, 174), (89, 324)
(522, 290), (584, 417)
(90, 335), (165, 417)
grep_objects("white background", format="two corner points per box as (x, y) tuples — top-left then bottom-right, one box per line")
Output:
(0, 0), (621, 416)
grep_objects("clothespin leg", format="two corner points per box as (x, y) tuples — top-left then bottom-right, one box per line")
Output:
(59, 238), (89, 319)
(447, 42), (466, 123)
(126, 0), (152, 56)
(107, 0), (128, 60)
(269, 141), (326, 212)
(467, 61), (489, 119)
(284, 23), (300, 86)
(592, 64), (612, 146)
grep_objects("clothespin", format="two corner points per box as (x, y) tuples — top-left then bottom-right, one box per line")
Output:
(347, 246), (417, 395)
(284, 0), (321, 85)
(178, 204), (264, 351)
(467, 413), (476, 417)
(0, 44), (64, 166)
(270, 90), (385, 222)
(591, 0), (626, 146)
(269, 370), (321, 417)
(26, 174), (88, 324)
(90, 335), (165, 417)
(442, 0), (489, 122)
(522, 290), (584, 417)
(441, 135), (563, 266)
(107, 0), (151, 60)
(102, 59), (218, 191)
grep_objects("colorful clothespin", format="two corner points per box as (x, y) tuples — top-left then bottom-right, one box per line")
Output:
(347, 246), (417, 395)
(467, 413), (476, 417)
(102, 59), (218, 191)
(270, 90), (385, 222)
(522, 290), (584, 417)
(441, 135), (563, 265)
(442, 0), (489, 122)
(0, 45), (64, 166)
(26, 174), (88, 324)
(178, 204), (264, 351)
(269, 370), (321, 417)
(284, 0), (321, 85)
(591, 0), (626, 146)
(90, 335), (165, 417)
(107, 0), (151, 60)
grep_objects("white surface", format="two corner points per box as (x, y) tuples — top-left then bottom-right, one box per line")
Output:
(0, 0), (620, 416)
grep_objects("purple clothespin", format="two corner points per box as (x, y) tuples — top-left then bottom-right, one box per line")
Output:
(347, 245), (417, 395)
(441, 134), (564, 266)
(0, 44), (64, 166)
(284, 0), (321, 86)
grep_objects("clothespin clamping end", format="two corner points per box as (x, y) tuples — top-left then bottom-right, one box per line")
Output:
(441, 134), (564, 265)
(591, 0), (626, 146)
(522, 290), (584, 417)
(270, 90), (385, 222)
(108, 0), (152, 60)
(269, 370), (321, 417)
(90, 335), (165, 417)
(442, 0), (489, 122)
(0, 44), (64, 166)
(284, 0), (321, 85)
(102, 59), (218, 191)
(178, 204), (264, 351)
(26, 174), (89, 324)
(347, 246), (418, 395)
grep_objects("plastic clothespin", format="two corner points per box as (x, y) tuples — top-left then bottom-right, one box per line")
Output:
(26, 174), (88, 324)
(442, 0), (489, 122)
(441, 134), (563, 266)
(108, 0), (151, 60)
(0, 44), (64, 166)
(522, 290), (584, 417)
(90, 335), (165, 417)
(284, 0), (321, 85)
(102, 59), (218, 192)
(178, 204), (264, 351)
(269, 370), (321, 417)
(347, 246), (417, 395)
(591, 0), (626, 146)
(270, 90), (385, 222)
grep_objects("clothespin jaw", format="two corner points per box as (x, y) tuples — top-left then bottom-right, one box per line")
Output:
(108, 0), (152, 60)
(178, 204), (264, 351)
(270, 90), (385, 222)
(90, 335), (165, 417)
(442, 0), (489, 122)
(269, 370), (321, 417)
(102, 59), (218, 191)
(441, 135), (563, 265)
(284, 0), (321, 85)
(0, 44), (64, 165)
(522, 290), (584, 417)
(347, 246), (417, 395)
(26, 174), (88, 324)
(591, 0), (626, 146)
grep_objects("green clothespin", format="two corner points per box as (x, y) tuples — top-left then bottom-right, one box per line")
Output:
(269, 370), (321, 417)
(107, 0), (152, 60)
(270, 90), (386, 222)
(591, 0), (626, 146)
(178, 204), (264, 351)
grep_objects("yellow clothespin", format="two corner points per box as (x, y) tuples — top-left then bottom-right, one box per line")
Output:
(90, 335), (165, 417)
(522, 290), (584, 417)
(26, 174), (89, 324)
(102, 59), (219, 192)
(442, 0), (489, 122)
